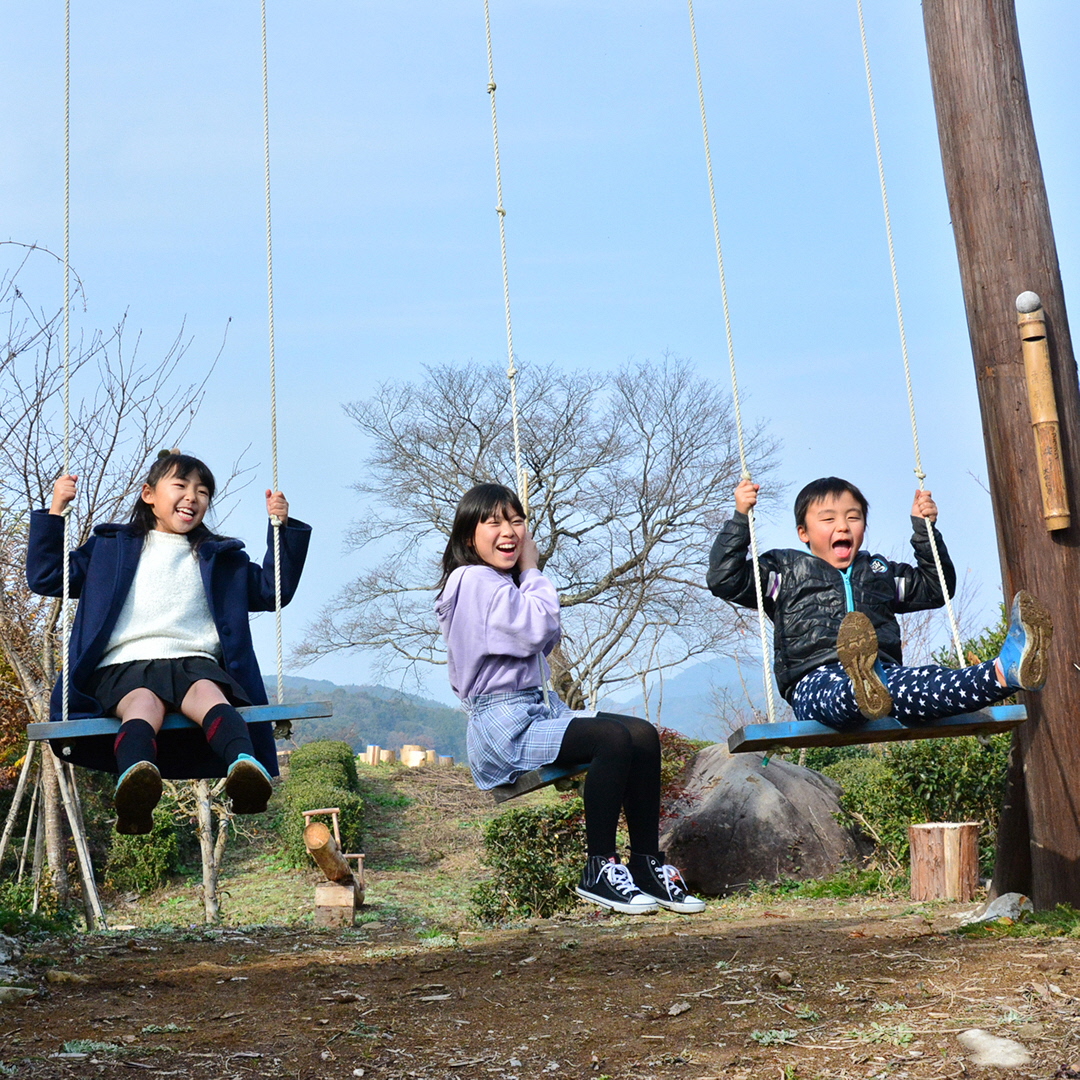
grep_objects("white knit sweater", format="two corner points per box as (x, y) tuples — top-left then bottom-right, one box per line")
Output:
(98, 530), (221, 668)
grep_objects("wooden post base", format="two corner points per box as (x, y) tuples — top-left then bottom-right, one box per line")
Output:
(314, 881), (359, 927)
(909, 822), (980, 902)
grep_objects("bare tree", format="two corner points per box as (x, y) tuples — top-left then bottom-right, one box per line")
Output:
(0, 242), (214, 904)
(297, 356), (778, 708)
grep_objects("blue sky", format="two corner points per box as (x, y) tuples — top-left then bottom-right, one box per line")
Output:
(2, 2), (1077, 705)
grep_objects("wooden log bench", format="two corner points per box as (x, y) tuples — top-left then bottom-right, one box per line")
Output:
(727, 704), (1026, 755)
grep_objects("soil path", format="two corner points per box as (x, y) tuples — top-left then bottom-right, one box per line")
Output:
(5, 899), (1080, 1079)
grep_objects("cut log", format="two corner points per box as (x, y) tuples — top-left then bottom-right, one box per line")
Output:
(402, 749), (427, 768)
(314, 881), (358, 927)
(379, 749), (396, 764)
(303, 821), (354, 884)
(438, 756), (455, 768)
(909, 822), (980, 902)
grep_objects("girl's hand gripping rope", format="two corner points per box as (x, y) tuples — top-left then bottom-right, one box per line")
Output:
(50, 474), (78, 516)
(265, 489), (289, 526)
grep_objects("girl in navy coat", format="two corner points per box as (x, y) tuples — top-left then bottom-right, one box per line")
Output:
(26, 451), (311, 834)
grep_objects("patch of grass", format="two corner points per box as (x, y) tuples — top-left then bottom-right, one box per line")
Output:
(749, 1029), (798, 1046)
(844, 1022), (913, 1046)
(752, 868), (900, 900)
(141, 1024), (193, 1034)
(0, 1063), (17, 1076)
(62, 1040), (124, 1055)
(957, 903), (1080, 939)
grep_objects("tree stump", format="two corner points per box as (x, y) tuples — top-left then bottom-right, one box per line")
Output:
(909, 822), (980, 901)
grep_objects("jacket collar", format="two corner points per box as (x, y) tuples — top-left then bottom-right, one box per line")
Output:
(92, 521), (245, 555)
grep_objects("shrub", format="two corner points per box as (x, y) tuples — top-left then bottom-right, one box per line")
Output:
(277, 741), (364, 869)
(0, 879), (78, 937)
(471, 798), (586, 922)
(823, 734), (1010, 874)
(104, 797), (182, 893)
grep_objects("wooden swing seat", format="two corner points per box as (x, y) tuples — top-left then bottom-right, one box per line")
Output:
(727, 703), (1026, 754)
(25, 700), (333, 743)
(492, 762), (589, 804)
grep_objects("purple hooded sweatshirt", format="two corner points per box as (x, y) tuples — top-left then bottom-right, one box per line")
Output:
(435, 564), (561, 701)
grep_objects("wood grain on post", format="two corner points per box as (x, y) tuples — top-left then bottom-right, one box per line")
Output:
(923, 0), (1080, 907)
(909, 823), (980, 902)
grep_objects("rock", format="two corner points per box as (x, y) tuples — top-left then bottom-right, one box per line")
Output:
(0, 935), (22, 965)
(0, 986), (35, 1004)
(659, 745), (868, 895)
(772, 970), (795, 986)
(0, 966), (20, 982)
(957, 1028), (1031, 1068)
(45, 969), (92, 985)
(960, 892), (1034, 926)
(668, 1000), (692, 1016)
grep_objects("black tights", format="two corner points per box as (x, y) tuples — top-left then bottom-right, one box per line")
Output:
(553, 713), (661, 858)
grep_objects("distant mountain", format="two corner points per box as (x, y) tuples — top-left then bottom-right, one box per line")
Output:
(604, 655), (792, 741)
(270, 675), (466, 760)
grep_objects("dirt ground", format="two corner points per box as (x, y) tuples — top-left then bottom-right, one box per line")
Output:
(6, 899), (1080, 1079)
(5, 768), (1080, 1079)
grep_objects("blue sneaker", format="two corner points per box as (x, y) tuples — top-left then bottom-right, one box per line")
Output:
(836, 611), (892, 720)
(225, 754), (273, 815)
(114, 760), (162, 835)
(997, 591), (1053, 691)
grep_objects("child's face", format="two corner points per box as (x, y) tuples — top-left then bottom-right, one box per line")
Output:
(471, 505), (526, 572)
(142, 468), (210, 535)
(797, 491), (866, 569)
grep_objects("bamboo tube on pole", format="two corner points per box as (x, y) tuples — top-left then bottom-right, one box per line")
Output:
(1017, 291), (1070, 530)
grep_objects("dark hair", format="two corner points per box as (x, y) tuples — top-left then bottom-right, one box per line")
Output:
(794, 477), (869, 529)
(128, 451), (220, 550)
(437, 483), (526, 592)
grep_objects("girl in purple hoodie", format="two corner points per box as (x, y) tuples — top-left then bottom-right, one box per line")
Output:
(436, 483), (704, 915)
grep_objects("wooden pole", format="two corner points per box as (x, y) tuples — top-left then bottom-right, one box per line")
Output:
(922, 0), (1080, 907)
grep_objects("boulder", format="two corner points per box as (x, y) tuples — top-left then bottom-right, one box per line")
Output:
(660, 744), (867, 895)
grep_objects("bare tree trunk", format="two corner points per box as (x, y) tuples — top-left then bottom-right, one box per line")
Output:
(40, 749), (69, 905)
(194, 780), (220, 924)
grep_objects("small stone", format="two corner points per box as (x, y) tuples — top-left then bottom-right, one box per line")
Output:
(0, 986), (34, 1005)
(772, 970), (795, 986)
(957, 1028), (1031, 1068)
(668, 1000), (692, 1016)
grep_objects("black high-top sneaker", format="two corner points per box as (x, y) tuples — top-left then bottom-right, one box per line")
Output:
(628, 852), (706, 913)
(575, 855), (658, 914)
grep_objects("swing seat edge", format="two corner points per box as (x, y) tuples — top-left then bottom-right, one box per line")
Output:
(727, 704), (1027, 754)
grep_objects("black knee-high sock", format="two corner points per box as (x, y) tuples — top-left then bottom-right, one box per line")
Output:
(114, 719), (157, 775)
(203, 703), (254, 766)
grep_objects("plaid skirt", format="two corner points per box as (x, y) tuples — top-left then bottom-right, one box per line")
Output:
(465, 687), (587, 790)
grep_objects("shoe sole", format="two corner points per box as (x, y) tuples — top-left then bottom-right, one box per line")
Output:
(836, 611), (892, 720)
(226, 760), (273, 815)
(651, 896), (707, 913)
(574, 886), (658, 915)
(115, 762), (162, 836)
(1014, 590), (1053, 690)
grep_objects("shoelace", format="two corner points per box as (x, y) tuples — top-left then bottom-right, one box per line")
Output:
(658, 863), (688, 897)
(600, 861), (641, 898)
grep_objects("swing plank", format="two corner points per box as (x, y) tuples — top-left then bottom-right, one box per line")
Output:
(491, 763), (588, 804)
(25, 700), (333, 742)
(727, 704), (1026, 754)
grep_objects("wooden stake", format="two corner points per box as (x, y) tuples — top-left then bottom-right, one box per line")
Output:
(909, 823), (980, 901)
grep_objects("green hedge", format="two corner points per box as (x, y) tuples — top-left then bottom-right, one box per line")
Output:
(472, 798), (587, 923)
(822, 734), (1010, 874)
(277, 741), (364, 869)
(104, 797), (182, 893)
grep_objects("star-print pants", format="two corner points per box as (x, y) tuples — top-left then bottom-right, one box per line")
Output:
(790, 660), (1008, 731)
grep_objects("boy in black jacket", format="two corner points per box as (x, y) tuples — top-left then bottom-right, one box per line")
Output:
(707, 476), (1052, 731)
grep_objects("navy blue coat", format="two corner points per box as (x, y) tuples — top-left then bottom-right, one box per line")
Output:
(26, 510), (311, 778)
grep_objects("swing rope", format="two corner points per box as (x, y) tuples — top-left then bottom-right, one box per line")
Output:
(482, 0), (527, 508)
(855, 0), (965, 668)
(686, 0), (777, 725)
(61, 0), (73, 731)
(260, 0), (286, 710)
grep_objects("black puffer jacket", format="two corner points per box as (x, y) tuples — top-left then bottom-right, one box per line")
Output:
(707, 513), (956, 700)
